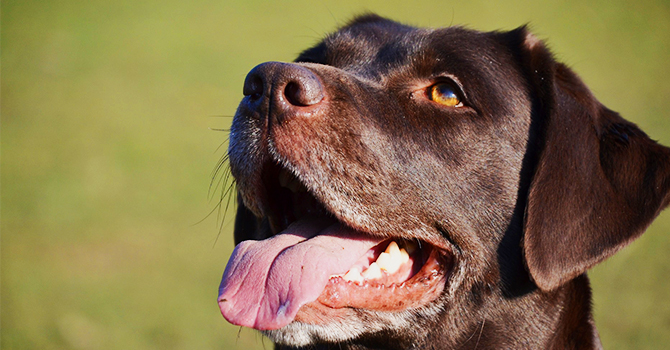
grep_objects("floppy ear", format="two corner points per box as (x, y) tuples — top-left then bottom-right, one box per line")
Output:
(515, 29), (670, 291)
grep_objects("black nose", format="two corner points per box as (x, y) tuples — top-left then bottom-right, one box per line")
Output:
(242, 62), (324, 118)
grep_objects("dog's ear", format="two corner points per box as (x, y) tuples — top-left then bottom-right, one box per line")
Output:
(507, 28), (670, 292)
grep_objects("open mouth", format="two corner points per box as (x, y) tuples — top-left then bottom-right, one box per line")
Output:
(218, 163), (453, 330)
(319, 239), (450, 310)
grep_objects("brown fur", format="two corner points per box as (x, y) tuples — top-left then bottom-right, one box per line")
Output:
(225, 15), (670, 349)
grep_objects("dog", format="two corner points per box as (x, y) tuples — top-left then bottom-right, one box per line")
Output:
(218, 14), (670, 349)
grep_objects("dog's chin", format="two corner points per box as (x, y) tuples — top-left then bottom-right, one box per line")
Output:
(263, 301), (446, 347)
(262, 318), (368, 347)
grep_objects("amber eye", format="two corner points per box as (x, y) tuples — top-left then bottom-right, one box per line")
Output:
(429, 82), (463, 107)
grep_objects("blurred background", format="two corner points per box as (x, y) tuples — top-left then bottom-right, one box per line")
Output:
(2, 0), (669, 349)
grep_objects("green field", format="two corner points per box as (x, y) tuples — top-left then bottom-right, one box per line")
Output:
(2, 1), (669, 349)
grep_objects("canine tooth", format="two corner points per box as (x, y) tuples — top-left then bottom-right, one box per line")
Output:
(385, 241), (401, 256)
(343, 267), (364, 284)
(361, 262), (382, 280)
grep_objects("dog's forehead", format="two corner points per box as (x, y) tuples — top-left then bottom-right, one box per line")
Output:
(296, 20), (420, 77)
(297, 17), (505, 82)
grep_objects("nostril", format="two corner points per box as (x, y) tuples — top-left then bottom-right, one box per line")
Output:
(284, 82), (304, 106)
(283, 79), (324, 107)
(243, 74), (264, 99)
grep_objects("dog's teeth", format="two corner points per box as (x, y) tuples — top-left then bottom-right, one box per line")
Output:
(343, 266), (364, 284)
(376, 252), (401, 274)
(385, 241), (401, 255)
(376, 252), (394, 272)
(377, 241), (408, 274)
(361, 262), (382, 280)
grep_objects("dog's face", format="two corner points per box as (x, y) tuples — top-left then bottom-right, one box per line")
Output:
(219, 15), (670, 349)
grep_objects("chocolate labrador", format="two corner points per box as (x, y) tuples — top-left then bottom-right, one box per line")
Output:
(218, 14), (670, 349)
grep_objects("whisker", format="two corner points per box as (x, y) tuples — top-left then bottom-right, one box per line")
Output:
(214, 136), (230, 154)
(197, 125), (238, 247)
(213, 181), (237, 247)
(192, 203), (223, 226)
(217, 178), (236, 223)
(236, 326), (242, 344)
(209, 157), (230, 199)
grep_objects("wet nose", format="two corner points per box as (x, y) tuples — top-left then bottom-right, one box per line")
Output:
(243, 62), (324, 119)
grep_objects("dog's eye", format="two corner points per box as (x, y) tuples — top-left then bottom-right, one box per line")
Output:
(429, 82), (463, 107)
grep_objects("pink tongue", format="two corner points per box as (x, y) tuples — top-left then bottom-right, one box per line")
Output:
(218, 218), (384, 330)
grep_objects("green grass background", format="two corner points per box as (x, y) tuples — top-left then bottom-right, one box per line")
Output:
(2, 0), (669, 349)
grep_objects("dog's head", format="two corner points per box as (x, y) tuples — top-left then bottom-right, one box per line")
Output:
(219, 15), (670, 348)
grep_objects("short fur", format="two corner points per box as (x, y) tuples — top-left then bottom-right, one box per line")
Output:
(226, 15), (670, 350)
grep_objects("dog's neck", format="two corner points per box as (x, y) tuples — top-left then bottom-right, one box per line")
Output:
(544, 275), (603, 350)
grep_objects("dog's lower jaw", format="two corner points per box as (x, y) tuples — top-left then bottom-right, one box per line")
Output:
(263, 320), (366, 347)
(263, 302), (445, 348)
